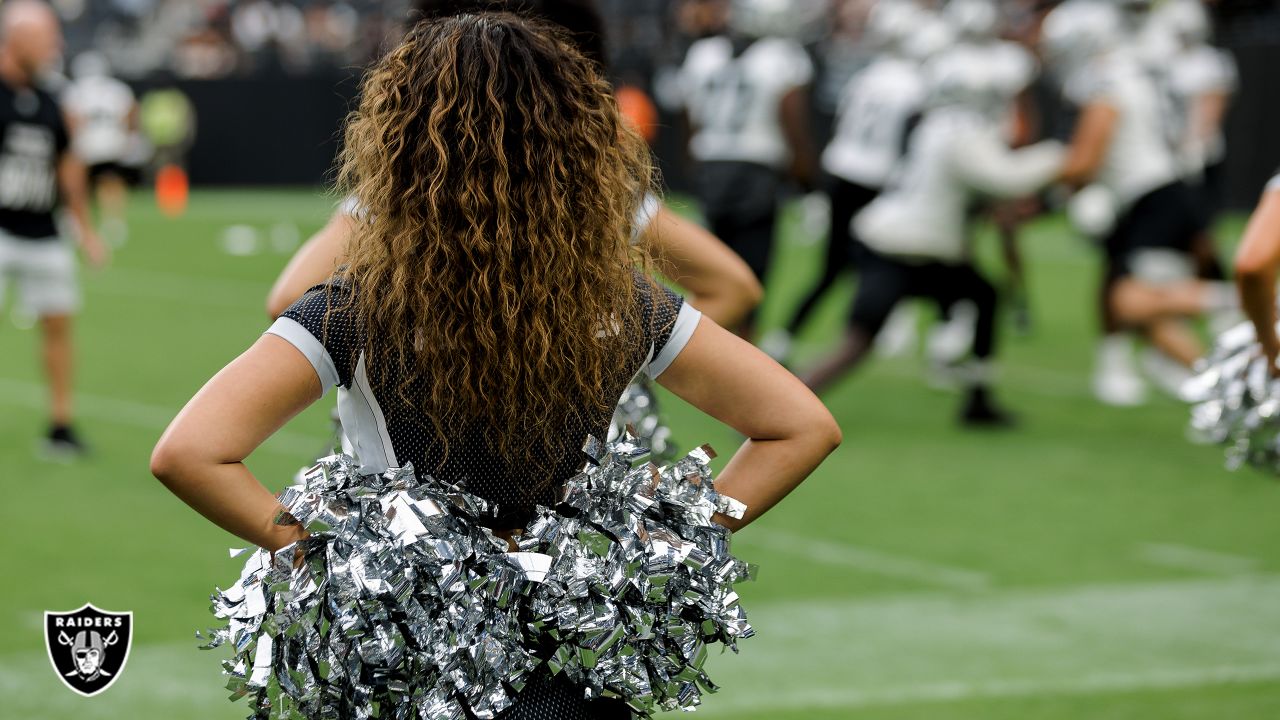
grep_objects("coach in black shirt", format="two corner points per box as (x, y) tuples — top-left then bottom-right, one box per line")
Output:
(0, 0), (106, 457)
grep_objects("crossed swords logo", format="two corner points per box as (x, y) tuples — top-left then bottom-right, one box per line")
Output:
(56, 629), (119, 682)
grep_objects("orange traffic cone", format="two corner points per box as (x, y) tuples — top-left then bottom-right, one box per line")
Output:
(616, 85), (659, 145)
(155, 164), (189, 218)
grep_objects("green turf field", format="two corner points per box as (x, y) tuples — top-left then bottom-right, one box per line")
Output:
(2, 189), (1278, 719)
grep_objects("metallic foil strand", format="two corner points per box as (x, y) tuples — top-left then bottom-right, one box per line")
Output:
(199, 435), (754, 718)
(1184, 321), (1280, 473)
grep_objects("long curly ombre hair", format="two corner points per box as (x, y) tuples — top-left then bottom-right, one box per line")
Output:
(335, 12), (655, 471)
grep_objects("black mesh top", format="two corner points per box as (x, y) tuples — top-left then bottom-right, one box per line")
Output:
(271, 272), (696, 525)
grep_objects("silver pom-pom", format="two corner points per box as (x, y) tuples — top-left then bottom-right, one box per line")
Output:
(198, 435), (754, 719)
(1184, 321), (1280, 472)
(609, 380), (675, 463)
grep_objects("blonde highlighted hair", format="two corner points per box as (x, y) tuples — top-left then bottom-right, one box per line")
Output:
(336, 12), (656, 474)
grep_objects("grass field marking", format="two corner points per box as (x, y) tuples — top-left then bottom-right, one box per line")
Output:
(6, 575), (1280, 717)
(694, 573), (1280, 714)
(700, 663), (1280, 714)
(1136, 542), (1262, 576)
(745, 527), (992, 591)
(0, 376), (325, 459)
(86, 266), (272, 310)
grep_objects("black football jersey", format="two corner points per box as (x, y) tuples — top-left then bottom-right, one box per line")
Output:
(0, 78), (68, 239)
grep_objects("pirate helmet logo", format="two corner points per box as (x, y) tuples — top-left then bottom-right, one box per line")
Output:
(44, 603), (132, 697)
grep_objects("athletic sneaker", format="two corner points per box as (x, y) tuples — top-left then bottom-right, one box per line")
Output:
(959, 386), (1017, 429)
(1093, 335), (1147, 407)
(43, 424), (89, 460)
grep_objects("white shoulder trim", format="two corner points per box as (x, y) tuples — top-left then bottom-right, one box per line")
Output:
(338, 353), (398, 473)
(1266, 173), (1280, 194)
(265, 317), (339, 396)
(645, 303), (702, 380)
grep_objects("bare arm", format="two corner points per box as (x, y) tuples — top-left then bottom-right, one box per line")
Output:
(1234, 185), (1280, 370)
(57, 118), (108, 267)
(646, 206), (762, 328)
(151, 335), (321, 552)
(779, 86), (817, 191)
(1189, 91), (1229, 150)
(1059, 102), (1118, 188)
(1181, 90), (1228, 169)
(657, 316), (842, 531)
(266, 209), (354, 318)
(951, 135), (1065, 199)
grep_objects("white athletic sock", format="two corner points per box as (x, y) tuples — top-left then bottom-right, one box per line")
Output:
(1094, 334), (1147, 406)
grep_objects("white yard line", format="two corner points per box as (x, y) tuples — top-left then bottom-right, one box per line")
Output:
(6, 576), (1280, 717)
(85, 267), (270, 310)
(744, 528), (992, 591)
(0, 377), (324, 459)
(717, 574), (1280, 711)
(1136, 542), (1262, 576)
(696, 574), (1280, 714)
(702, 664), (1280, 714)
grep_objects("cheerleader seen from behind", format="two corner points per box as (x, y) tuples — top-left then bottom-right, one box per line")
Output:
(151, 12), (839, 718)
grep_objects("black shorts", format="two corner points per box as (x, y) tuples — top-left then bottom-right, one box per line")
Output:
(827, 175), (879, 268)
(1103, 181), (1205, 281)
(695, 160), (783, 283)
(850, 247), (995, 337)
(496, 669), (632, 719)
(88, 161), (141, 185)
(1189, 158), (1226, 225)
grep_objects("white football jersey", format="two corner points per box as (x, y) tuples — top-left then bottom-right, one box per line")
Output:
(855, 107), (1063, 263)
(975, 40), (1038, 134)
(62, 75), (135, 165)
(1167, 44), (1237, 165)
(821, 55), (926, 188)
(1064, 50), (1181, 206)
(679, 35), (814, 169)
(927, 40), (1038, 141)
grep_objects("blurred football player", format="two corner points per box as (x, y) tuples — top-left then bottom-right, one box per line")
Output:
(678, 0), (819, 334)
(62, 52), (139, 247)
(802, 48), (1066, 427)
(768, 0), (927, 363)
(1148, 0), (1236, 284)
(927, 0), (1042, 367)
(1043, 0), (1237, 406)
(0, 0), (107, 457)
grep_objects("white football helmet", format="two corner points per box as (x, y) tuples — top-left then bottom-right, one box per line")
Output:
(902, 11), (957, 62)
(925, 44), (997, 110)
(730, 0), (830, 41)
(942, 0), (1002, 41)
(926, 39), (1035, 117)
(1155, 0), (1211, 47)
(1039, 0), (1124, 73)
(986, 41), (1038, 99)
(864, 0), (923, 53)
